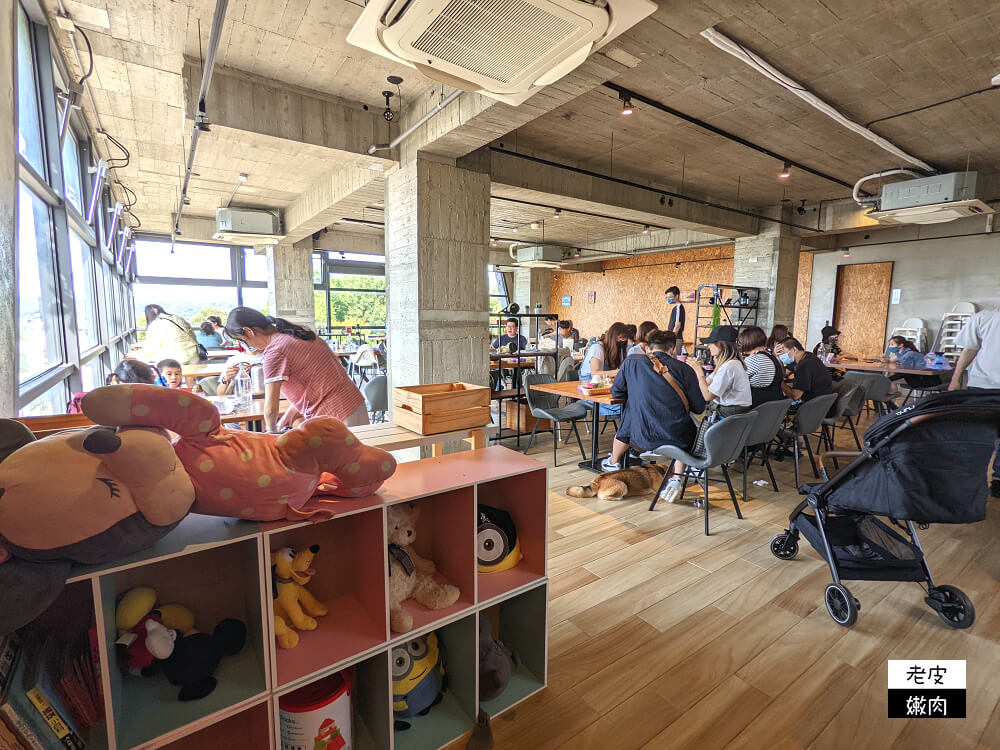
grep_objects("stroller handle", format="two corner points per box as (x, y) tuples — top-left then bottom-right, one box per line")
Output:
(820, 450), (863, 475)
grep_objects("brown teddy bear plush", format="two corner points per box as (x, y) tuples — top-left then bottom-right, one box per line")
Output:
(387, 503), (460, 634)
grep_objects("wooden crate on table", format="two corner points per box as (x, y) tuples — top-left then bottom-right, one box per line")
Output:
(392, 382), (490, 435)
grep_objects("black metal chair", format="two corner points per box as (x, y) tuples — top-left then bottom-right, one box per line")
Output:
(523, 373), (588, 466)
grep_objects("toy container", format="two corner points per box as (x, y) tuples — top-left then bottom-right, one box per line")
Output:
(279, 671), (353, 750)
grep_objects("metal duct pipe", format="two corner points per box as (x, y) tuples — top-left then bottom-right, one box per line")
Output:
(368, 89), (462, 154)
(172, 0), (230, 243)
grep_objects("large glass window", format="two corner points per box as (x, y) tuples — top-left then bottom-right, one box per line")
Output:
(80, 358), (105, 391)
(489, 265), (509, 313)
(133, 282), (238, 331)
(18, 183), (63, 381)
(135, 240), (233, 280)
(19, 380), (68, 417)
(16, 6), (44, 175)
(61, 131), (84, 213)
(241, 286), (269, 315)
(242, 248), (268, 282)
(69, 231), (99, 350)
(328, 273), (386, 328)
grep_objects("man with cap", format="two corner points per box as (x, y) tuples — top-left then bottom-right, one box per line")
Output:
(686, 325), (752, 417)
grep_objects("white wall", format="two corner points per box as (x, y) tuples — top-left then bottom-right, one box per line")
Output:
(807, 232), (1000, 351)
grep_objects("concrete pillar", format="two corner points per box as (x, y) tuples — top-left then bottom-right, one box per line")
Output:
(732, 206), (800, 332)
(512, 267), (551, 313)
(264, 244), (315, 329)
(384, 157), (490, 393)
(0, 1), (16, 415)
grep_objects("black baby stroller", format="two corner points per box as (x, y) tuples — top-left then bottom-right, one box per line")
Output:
(770, 389), (1000, 628)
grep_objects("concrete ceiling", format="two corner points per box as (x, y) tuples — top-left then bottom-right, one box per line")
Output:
(48, 0), (1000, 244)
(512, 0), (1000, 209)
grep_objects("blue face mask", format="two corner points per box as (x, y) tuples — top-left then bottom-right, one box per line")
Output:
(779, 352), (794, 366)
(887, 347), (900, 355)
(666, 298), (676, 305)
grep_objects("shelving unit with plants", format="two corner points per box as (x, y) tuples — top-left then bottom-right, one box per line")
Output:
(12, 446), (546, 750)
(692, 283), (760, 352)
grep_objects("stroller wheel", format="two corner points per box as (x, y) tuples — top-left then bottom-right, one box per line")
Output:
(769, 533), (798, 560)
(824, 583), (858, 627)
(926, 585), (975, 629)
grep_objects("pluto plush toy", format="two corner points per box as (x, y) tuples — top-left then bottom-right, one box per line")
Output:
(0, 419), (195, 635)
(81, 385), (397, 521)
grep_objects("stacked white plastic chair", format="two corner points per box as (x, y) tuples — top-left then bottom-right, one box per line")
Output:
(934, 303), (978, 363)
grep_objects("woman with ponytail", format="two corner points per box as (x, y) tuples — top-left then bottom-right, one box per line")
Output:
(225, 307), (367, 431)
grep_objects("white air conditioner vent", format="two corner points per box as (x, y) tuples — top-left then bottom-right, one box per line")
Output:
(349, 0), (656, 105)
(867, 172), (995, 226)
(213, 207), (283, 244)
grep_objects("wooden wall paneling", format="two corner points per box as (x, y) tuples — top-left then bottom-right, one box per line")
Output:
(832, 261), (894, 359)
(549, 245), (735, 346)
(793, 251), (814, 339)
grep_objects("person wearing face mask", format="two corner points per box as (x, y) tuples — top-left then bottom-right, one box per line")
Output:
(664, 286), (686, 352)
(224, 306), (367, 432)
(687, 325), (751, 417)
(885, 336), (924, 367)
(813, 324), (842, 359)
(779, 337), (834, 404)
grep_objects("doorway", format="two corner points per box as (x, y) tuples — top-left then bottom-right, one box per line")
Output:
(833, 261), (894, 359)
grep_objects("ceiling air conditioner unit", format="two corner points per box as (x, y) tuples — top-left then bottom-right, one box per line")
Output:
(516, 245), (566, 268)
(867, 172), (995, 226)
(213, 207), (284, 244)
(347, 0), (657, 106)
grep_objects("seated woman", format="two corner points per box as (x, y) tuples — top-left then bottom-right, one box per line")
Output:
(106, 358), (161, 386)
(580, 323), (629, 417)
(766, 324), (790, 352)
(687, 326), (751, 416)
(812, 324), (842, 359)
(886, 335), (943, 392)
(196, 321), (223, 349)
(627, 321), (658, 357)
(601, 331), (705, 487)
(738, 325), (784, 406)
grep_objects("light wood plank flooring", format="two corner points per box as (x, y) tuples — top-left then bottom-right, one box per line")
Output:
(447, 414), (1000, 749)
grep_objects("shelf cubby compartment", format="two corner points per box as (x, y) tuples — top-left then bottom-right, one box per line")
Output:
(160, 699), (273, 750)
(479, 583), (548, 717)
(99, 539), (269, 750)
(389, 489), (476, 636)
(266, 508), (388, 689)
(475, 468), (548, 603)
(275, 651), (392, 750)
(392, 615), (477, 750)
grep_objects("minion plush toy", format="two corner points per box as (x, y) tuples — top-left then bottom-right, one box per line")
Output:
(392, 632), (446, 730)
(477, 505), (523, 573)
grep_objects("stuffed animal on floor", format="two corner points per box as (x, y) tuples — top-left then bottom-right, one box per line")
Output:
(566, 464), (668, 500)
(162, 618), (247, 701)
(392, 631), (446, 730)
(387, 503), (460, 634)
(81, 385), (397, 522)
(272, 545), (328, 649)
(0, 419), (195, 635)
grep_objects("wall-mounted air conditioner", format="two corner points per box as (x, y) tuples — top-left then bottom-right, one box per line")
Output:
(347, 0), (657, 105)
(213, 207), (284, 244)
(866, 172), (995, 226)
(515, 245), (566, 267)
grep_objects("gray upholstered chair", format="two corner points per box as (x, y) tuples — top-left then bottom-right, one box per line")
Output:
(640, 410), (758, 535)
(742, 399), (792, 499)
(844, 371), (896, 416)
(821, 382), (863, 456)
(523, 373), (588, 466)
(362, 375), (388, 423)
(789, 392), (838, 488)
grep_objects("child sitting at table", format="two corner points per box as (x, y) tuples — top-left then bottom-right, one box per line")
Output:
(156, 359), (187, 390)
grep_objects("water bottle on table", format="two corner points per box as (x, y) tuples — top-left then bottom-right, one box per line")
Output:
(235, 364), (253, 410)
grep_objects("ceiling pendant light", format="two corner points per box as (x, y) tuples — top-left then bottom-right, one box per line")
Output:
(641, 225), (650, 235)
(842, 248), (851, 258)
(620, 94), (634, 116)
(553, 209), (562, 220)
(778, 161), (792, 180)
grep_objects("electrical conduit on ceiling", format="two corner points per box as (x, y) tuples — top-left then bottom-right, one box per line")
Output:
(699, 27), (936, 174)
(852, 169), (924, 206)
(368, 89), (462, 154)
(172, 0), (230, 244)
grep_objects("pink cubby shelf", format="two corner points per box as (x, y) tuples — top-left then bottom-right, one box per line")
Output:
(475, 467), (548, 604)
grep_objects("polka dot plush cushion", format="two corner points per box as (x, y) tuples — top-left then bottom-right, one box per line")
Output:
(81, 385), (397, 521)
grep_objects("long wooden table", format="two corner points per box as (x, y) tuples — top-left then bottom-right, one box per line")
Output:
(528, 379), (623, 472)
(828, 359), (954, 377)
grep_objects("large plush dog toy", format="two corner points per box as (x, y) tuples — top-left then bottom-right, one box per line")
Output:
(0, 420), (195, 634)
(81, 385), (397, 521)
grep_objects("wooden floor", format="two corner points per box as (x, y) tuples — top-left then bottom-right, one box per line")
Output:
(447, 415), (1000, 750)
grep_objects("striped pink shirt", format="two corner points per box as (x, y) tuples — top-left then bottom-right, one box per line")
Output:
(262, 334), (365, 421)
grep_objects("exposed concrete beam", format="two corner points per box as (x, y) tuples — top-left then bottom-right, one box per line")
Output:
(312, 230), (383, 255)
(282, 165), (384, 244)
(181, 60), (394, 159)
(804, 211), (998, 251)
(480, 148), (758, 237)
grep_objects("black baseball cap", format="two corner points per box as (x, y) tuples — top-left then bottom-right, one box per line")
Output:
(700, 325), (738, 345)
(821, 325), (841, 339)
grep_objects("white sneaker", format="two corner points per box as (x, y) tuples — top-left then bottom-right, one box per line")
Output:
(660, 477), (682, 503)
(600, 456), (621, 472)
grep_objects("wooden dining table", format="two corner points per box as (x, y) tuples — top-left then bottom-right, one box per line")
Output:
(828, 359), (954, 377)
(528, 379), (623, 472)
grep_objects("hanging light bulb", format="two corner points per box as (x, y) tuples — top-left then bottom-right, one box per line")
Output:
(621, 96), (634, 116)
(778, 161), (792, 180)
(553, 209), (562, 220)
(641, 225), (650, 235)
(842, 249), (851, 258)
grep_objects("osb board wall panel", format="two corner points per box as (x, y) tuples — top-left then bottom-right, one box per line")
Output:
(833, 261), (894, 359)
(793, 251), (814, 340)
(550, 244), (734, 346)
